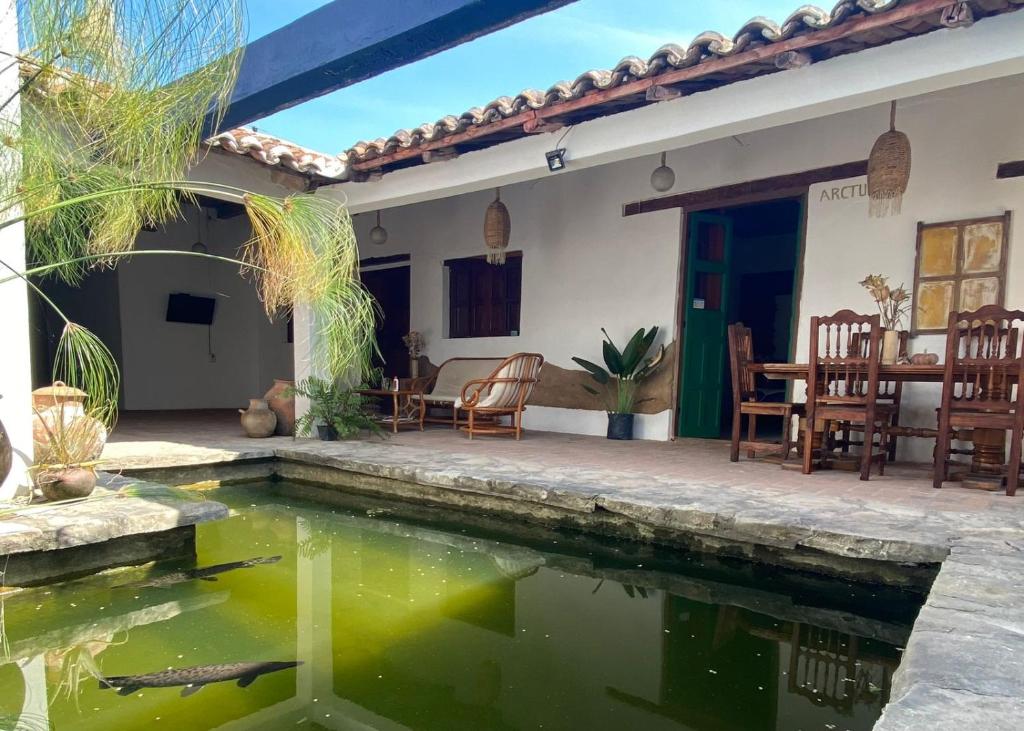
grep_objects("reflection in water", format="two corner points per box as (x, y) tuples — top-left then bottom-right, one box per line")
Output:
(0, 483), (917, 730)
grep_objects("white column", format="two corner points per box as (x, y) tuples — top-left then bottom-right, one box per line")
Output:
(17, 655), (51, 728)
(292, 302), (315, 428)
(0, 0), (32, 500)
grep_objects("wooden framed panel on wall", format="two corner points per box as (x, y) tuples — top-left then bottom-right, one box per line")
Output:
(911, 212), (1011, 334)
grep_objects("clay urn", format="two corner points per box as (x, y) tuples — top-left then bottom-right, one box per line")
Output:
(0, 411), (11, 486)
(38, 465), (97, 501)
(240, 399), (277, 438)
(263, 379), (295, 436)
(32, 380), (86, 411)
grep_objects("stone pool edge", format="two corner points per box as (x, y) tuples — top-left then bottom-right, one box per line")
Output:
(0, 473), (229, 586)
(105, 441), (1024, 730)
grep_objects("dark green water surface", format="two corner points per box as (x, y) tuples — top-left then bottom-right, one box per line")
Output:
(0, 482), (922, 731)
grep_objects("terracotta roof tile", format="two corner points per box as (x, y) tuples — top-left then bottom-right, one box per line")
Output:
(206, 127), (347, 179)
(209, 0), (1021, 180)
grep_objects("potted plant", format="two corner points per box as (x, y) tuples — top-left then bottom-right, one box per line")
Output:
(31, 406), (108, 501)
(573, 327), (665, 440)
(859, 274), (912, 364)
(289, 377), (384, 441)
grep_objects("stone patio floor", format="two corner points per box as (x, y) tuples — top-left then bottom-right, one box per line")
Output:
(103, 409), (1019, 515)
(97, 409), (1024, 730)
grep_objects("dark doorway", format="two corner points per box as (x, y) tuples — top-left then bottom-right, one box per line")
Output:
(677, 197), (803, 438)
(362, 265), (411, 378)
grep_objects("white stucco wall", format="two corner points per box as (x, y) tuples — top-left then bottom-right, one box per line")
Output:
(352, 156), (682, 439)
(117, 204), (293, 410)
(0, 0), (31, 498)
(800, 76), (1024, 461)
(349, 73), (1024, 448)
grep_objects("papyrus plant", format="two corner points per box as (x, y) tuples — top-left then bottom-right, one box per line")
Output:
(0, 0), (376, 434)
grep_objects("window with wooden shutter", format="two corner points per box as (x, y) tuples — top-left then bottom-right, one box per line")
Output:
(446, 252), (522, 338)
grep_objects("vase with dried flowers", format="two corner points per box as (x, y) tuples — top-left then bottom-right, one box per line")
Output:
(402, 331), (426, 378)
(859, 274), (912, 364)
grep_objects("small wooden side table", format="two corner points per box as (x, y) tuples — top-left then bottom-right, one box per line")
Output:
(357, 389), (425, 433)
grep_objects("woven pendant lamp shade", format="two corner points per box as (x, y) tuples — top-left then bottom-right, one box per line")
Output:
(484, 188), (511, 265)
(867, 101), (911, 218)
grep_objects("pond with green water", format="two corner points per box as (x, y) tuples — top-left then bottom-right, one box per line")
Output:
(0, 482), (921, 731)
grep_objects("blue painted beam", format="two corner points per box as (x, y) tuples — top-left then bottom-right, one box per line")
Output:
(207, 0), (576, 135)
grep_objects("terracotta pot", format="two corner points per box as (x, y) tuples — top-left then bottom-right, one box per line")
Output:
(910, 351), (939, 365)
(263, 379), (295, 436)
(38, 466), (97, 501)
(239, 399), (277, 438)
(0, 414), (11, 486)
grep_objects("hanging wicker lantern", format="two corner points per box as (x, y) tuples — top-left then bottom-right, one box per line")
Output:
(867, 101), (911, 218)
(484, 188), (510, 265)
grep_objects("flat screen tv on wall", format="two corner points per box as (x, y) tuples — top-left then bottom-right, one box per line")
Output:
(166, 293), (216, 325)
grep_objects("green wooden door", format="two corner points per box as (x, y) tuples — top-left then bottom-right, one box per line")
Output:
(678, 213), (733, 438)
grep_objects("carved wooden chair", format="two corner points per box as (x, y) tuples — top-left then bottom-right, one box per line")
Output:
(838, 330), (907, 462)
(456, 353), (544, 439)
(802, 311), (892, 480)
(727, 323), (803, 463)
(934, 305), (1024, 494)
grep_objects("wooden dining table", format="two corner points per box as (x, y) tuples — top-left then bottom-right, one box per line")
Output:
(750, 362), (1015, 488)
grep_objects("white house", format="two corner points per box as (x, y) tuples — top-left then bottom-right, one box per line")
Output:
(318, 1), (1024, 452)
(3, 0), (1024, 497)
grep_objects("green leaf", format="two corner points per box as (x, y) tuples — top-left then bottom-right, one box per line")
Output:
(619, 328), (647, 376)
(641, 326), (659, 356)
(571, 357), (609, 384)
(602, 339), (624, 375)
(581, 384), (601, 396)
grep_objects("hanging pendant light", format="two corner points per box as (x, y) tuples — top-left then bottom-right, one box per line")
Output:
(369, 210), (388, 245)
(484, 188), (510, 265)
(867, 101), (911, 218)
(190, 206), (207, 253)
(650, 151), (675, 192)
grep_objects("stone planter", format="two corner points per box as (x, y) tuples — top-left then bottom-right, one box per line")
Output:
(239, 399), (277, 438)
(37, 465), (97, 501)
(264, 379), (295, 436)
(607, 413), (635, 440)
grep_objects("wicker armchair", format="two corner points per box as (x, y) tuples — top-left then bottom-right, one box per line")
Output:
(456, 353), (544, 439)
(410, 357), (506, 428)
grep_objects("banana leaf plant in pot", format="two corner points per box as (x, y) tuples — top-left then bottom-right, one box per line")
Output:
(573, 326), (665, 440)
(288, 377), (384, 442)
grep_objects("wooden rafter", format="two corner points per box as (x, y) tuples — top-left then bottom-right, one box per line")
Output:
(622, 160), (868, 216)
(351, 0), (954, 173)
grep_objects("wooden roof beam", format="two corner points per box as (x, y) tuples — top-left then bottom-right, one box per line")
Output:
(349, 0), (954, 173)
(622, 160), (868, 216)
(205, 0), (577, 134)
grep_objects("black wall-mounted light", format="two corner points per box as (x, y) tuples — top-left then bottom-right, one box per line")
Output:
(545, 148), (567, 172)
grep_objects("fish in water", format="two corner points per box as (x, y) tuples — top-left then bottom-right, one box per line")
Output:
(113, 556), (281, 590)
(99, 660), (302, 697)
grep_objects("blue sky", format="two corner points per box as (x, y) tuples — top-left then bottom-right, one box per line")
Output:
(245, 0), (799, 154)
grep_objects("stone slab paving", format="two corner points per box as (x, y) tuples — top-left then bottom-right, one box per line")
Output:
(0, 472), (228, 557)
(100, 411), (1024, 729)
